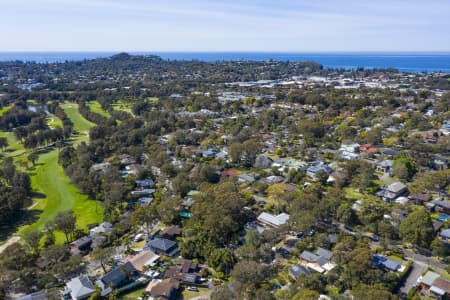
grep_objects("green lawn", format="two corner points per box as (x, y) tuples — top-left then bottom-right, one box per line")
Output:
(19, 149), (103, 243)
(180, 287), (211, 300)
(118, 287), (146, 300)
(387, 255), (404, 264)
(87, 101), (111, 118)
(441, 270), (450, 281)
(0, 131), (25, 157)
(46, 114), (63, 129)
(344, 187), (364, 200)
(0, 105), (13, 116)
(61, 102), (95, 143)
(0, 101), (102, 244)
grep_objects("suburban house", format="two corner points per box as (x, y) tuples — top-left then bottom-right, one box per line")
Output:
(359, 143), (378, 156)
(146, 238), (178, 257)
(89, 162), (111, 173)
(373, 254), (402, 272)
(238, 173), (259, 184)
(440, 229), (450, 243)
(122, 250), (160, 272)
(376, 160), (394, 174)
(138, 197), (153, 206)
(289, 264), (312, 280)
(254, 155), (273, 169)
(377, 182), (408, 202)
(159, 226), (182, 240)
(64, 275), (96, 300)
(282, 159), (308, 172)
(70, 236), (92, 256)
(264, 175), (284, 184)
(136, 179), (155, 189)
(89, 222), (113, 236)
(299, 248), (336, 274)
(118, 154), (136, 166)
(409, 193), (432, 205)
(433, 200), (450, 215)
(418, 271), (450, 299)
(145, 278), (181, 300)
(257, 212), (290, 228)
(306, 161), (333, 180)
(339, 143), (360, 160)
(96, 262), (136, 296)
(164, 259), (206, 284)
(433, 156), (449, 170)
(131, 189), (156, 197)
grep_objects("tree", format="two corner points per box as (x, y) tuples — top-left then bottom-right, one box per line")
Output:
(131, 205), (157, 235)
(357, 197), (387, 226)
(292, 289), (320, 300)
(228, 143), (243, 164)
(211, 287), (236, 300)
(337, 204), (358, 226)
(91, 247), (115, 273)
(199, 164), (220, 183)
(352, 285), (398, 300)
(88, 288), (102, 300)
(377, 220), (395, 239)
(399, 207), (434, 248)
(230, 260), (266, 298)
(0, 137), (8, 151)
(205, 247), (236, 275)
(393, 158), (416, 181)
(181, 181), (250, 257)
(155, 193), (181, 225)
(431, 238), (450, 257)
(27, 152), (39, 167)
(54, 210), (77, 243)
(23, 229), (43, 254)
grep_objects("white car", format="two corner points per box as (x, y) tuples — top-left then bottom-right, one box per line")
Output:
(134, 233), (145, 242)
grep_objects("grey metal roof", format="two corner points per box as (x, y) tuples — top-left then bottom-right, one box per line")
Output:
(99, 262), (135, 287)
(148, 238), (177, 252)
(316, 248), (332, 261)
(440, 229), (450, 239)
(67, 275), (96, 299)
(382, 259), (401, 271)
(387, 182), (407, 193)
(289, 265), (311, 278)
(300, 250), (320, 262)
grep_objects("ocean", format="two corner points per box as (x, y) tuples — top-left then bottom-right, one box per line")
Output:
(0, 52), (450, 73)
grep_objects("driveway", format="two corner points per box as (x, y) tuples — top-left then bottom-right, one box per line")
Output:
(398, 261), (426, 295)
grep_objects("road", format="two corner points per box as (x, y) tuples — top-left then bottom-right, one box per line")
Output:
(403, 250), (448, 271)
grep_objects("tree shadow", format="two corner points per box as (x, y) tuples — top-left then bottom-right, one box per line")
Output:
(31, 192), (46, 199)
(0, 209), (42, 242)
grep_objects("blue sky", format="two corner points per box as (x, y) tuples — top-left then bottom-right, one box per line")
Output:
(1, 0), (449, 52)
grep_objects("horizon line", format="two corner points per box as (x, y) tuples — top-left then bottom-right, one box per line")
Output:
(1, 50), (450, 54)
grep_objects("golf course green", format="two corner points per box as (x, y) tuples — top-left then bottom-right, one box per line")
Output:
(1, 102), (103, 244)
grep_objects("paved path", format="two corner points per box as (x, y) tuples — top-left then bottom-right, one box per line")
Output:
(0, 236), (20, 254)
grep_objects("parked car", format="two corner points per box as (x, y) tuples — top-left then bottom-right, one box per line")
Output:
(134, 233), (145, 242)
(187, 286), (199, 292)
(370, 235), (379, 242)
